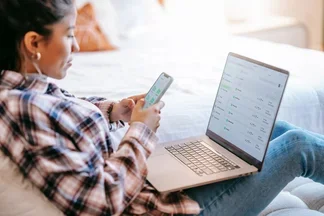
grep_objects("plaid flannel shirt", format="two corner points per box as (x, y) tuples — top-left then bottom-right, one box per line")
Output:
(0, 70), (200, 216)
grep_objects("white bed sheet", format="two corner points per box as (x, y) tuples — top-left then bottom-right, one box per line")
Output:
(51, 26), (324, 145)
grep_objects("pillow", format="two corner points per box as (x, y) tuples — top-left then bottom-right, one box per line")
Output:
(0, 150), (63, 216)
(75, 3), (116, 52)
(75, 0), (121, 47)
(158, 0), (165, 6)
(109, 0), (165, 38)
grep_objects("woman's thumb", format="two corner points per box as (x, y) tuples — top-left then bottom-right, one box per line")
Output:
(120, 98), (129, 106)
(135, 98), (145, 109)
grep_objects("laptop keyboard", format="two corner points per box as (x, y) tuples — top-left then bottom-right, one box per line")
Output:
(165, 140), (240, 176)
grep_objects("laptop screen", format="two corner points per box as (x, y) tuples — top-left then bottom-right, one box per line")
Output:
(206, 53), (289, 168)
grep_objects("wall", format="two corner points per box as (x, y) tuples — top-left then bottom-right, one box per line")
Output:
(165, 0), (324, 50)
(259, 0), (324, 50)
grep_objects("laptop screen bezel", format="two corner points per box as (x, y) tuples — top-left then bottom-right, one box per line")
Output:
(206, 52), (289, 171)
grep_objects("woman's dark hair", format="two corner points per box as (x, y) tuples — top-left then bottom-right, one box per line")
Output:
(0, 0), (73, 71)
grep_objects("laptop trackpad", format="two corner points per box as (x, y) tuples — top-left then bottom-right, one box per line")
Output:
(147, 153), (196, 192)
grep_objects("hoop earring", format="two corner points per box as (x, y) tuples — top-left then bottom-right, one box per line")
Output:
(32, 52), (41, 61)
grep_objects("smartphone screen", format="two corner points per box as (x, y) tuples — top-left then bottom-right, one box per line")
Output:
(143, 72), (173, 109)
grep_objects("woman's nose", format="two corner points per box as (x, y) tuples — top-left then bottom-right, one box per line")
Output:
(72, 37), (80, 53)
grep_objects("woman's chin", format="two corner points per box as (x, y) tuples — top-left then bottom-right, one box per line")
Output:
(58, 70), (68, 79)
(51, 69), (67, 80)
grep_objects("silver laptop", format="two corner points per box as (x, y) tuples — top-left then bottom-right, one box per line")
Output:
(147, 52), (289, 193)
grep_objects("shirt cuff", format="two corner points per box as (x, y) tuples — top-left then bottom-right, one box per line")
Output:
(109, 120), (125, 132)
(123, 122), (158, 156)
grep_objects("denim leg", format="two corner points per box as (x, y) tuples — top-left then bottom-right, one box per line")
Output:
(271, 120), (324, 141)
(184, 128), (324, 216)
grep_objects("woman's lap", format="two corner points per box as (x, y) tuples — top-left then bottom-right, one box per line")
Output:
(183, 121), (324, 216)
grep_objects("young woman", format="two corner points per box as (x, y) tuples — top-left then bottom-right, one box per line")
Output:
(1, 1), (324, 215)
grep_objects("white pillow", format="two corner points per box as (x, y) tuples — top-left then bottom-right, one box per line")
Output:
(0, 151), (63, 216)
(109, 0), (165, 38)
(75, 0), (121, 47)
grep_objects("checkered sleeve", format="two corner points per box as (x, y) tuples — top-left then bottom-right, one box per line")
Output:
(60, 88), (124, 131)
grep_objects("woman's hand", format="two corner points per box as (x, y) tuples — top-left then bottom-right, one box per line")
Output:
(110, 94), (146, 122)
(130, 99), (165, 132)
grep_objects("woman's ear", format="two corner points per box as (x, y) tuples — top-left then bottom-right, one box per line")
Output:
(23, 31), (43, 55)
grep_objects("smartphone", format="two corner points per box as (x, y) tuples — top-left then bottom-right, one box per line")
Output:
(143, 72), (174, 109)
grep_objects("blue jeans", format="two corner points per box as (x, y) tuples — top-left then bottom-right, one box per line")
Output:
(184, 121), (324, 216)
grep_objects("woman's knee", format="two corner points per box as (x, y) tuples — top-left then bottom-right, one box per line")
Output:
(270, 129), (310, 159)
(282, 129), (309, 143)
(274, 120), (294, 131)
(271, 121), (296, 140)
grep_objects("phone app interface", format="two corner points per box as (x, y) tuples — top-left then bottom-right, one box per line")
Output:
(144, 74), (171, 109)
(208, 55), (288, 161)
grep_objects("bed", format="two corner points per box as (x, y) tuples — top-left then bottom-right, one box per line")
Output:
(50, 22), (324, 215)
(54, 30), (324, 143)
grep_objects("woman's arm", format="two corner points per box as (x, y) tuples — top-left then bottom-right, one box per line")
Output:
(3, 96), (157, 215)
(60, 88), (124, 131)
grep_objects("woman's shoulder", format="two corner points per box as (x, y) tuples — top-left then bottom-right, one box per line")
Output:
(2, 86), (65, 103)
(0, 88), (77, 118)
(0, 87), (110, 149)
(1, 88), (105, 124)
